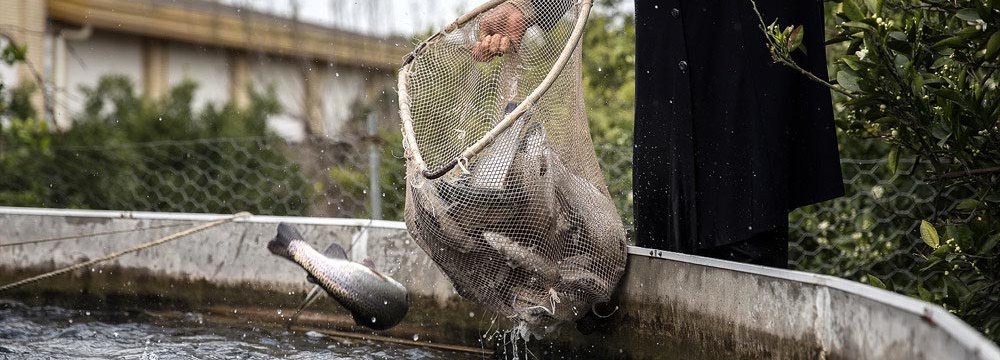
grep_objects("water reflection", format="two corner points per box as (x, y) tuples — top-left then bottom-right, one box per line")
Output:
(0, 300), (476, 360)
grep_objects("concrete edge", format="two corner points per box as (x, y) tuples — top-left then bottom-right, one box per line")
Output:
(627, 246), (1000, 359)
(0, 206), (408, 230)
(1, 206), (997, 358)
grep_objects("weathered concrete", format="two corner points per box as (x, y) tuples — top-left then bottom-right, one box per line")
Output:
(1, 207), (997, 359)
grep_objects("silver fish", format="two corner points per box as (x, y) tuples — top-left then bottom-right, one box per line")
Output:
(267, 223), (409, 331)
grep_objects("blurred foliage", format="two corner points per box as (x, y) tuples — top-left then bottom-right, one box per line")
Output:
(759, 0), (1000, 339)
(326, 127), (406, 221)
(583, 1), (636, 237)
(0, 73), (310, 215)
(583, 0), (635, 148)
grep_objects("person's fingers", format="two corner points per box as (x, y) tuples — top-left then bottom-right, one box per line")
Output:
(472, 35), (494, 62)
(472, 39), (486, 61)
(489, 35), (502, 55)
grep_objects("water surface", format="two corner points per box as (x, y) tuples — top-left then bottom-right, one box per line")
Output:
(0, 300), (480, 360)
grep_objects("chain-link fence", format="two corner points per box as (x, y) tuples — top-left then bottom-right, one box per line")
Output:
(595, 146), (962, 294)
(1, 136), (964, 293)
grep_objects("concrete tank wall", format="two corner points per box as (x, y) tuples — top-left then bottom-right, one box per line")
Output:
(0, 207), (997, 359)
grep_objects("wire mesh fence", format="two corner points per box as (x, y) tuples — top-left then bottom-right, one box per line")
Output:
(0, 136), (962, 293)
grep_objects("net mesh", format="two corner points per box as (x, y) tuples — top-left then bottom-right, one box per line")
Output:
(399, 0), (626, 336)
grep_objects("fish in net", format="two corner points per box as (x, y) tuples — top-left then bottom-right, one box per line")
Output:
(398, 0), (626, 337)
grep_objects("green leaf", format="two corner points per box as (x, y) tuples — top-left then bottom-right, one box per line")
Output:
(934, 89), (964, 103)
(932, 243), (952, 255)
(887, 146), (899, 175)
(842, 21), (875, 31)
(985, 31), (1000, 61)
(841, 1), (866, 21)
(931, 56), (952, 69)
(787, 26), (805, 53)
(956, 8), (981, 22)
(932, 36), (966, 50)
(866, 274), (887, 289)
(917, 287), (933, 301)
(981, 233), (1000, 255)
(863, 0), (882, 14)
(955, 198), (979, 211)
(920, 220), (940, 249)
(912, 72), (924, 95)
(840, 56), (864, 71)
(920, 258), (943, 272)
(837, 70), (861, 93)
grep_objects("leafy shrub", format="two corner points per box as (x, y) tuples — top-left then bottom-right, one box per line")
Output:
(326, 128), (406, 220)
(0, 74), (310, 216)
(757, 0), (1000, 339)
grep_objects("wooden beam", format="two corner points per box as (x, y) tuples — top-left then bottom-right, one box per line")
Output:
(47, 0), (409, 71)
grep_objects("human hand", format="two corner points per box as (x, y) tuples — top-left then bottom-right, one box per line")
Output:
(472, 2), (528, 62)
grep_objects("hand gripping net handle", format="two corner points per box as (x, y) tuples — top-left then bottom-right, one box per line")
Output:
(399, 0), (594, 180)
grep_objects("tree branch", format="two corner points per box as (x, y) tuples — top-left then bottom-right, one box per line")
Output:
(936, 167), (1000, 180)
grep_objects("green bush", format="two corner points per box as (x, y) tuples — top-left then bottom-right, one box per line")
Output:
(326, 128), (406, 220)
(758, 0), (1000, 339)
(0, 74), (310, 216)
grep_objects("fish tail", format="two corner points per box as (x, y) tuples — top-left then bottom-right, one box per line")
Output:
(268, 223), (304, 260)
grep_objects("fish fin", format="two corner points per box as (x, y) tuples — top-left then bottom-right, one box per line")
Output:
(267, 223), (304, 260)
(320, 242), (348, 260)
(287, 285), (324, 330)
(361, 258), (390, 282)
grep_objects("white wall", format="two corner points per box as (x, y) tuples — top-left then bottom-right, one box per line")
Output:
(167, 43), (231, 110)
(63, 31), (144, 118)
(251, 55), (307, 141)
(320, 65), (366, 136)
(53, 30), (382, 142)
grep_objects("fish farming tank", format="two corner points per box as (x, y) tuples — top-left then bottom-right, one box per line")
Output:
(0, 210), (996, 359)
(1, 0), (999, 359)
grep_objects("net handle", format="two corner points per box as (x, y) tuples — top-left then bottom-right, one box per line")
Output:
(399, 0), (594, 180)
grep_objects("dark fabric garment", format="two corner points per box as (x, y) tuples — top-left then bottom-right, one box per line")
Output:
(696, 225), (789, 268)
(632, 0), (844, 253)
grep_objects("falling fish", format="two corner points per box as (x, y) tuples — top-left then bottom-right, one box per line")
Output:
(267, 223), (409, 331)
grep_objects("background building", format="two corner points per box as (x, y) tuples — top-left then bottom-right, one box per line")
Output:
(0, 0), (408, 141)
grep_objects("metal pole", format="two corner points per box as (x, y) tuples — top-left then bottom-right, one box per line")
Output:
(367, 112), (382, 220)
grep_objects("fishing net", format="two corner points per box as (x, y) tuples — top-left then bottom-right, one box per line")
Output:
(398, 0), (626, 337)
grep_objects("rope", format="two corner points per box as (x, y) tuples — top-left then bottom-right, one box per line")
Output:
(0, 223), (194, 248)
(0, 212), (252, 292)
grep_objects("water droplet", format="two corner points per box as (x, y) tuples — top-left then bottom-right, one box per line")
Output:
(412, 334), (420, 341)
(371, 317), (377, 323)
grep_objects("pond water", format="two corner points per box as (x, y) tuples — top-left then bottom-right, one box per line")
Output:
(0, 300), (480, 360)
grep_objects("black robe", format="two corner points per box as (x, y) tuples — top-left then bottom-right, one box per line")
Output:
(632, 0), (844, 251)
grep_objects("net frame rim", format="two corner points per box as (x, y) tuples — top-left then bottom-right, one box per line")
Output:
(398, 0), (594, 179)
